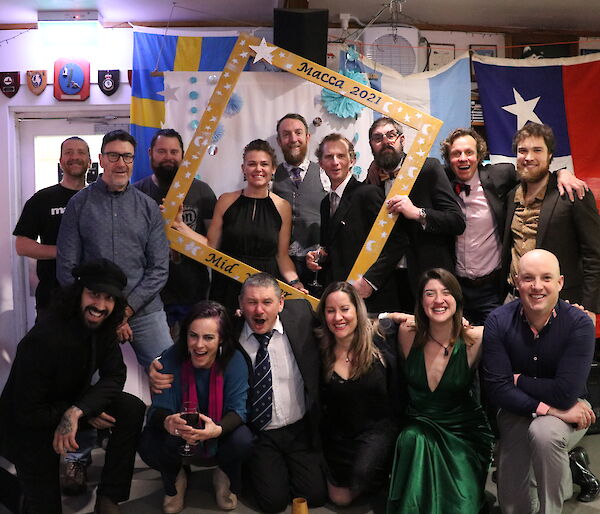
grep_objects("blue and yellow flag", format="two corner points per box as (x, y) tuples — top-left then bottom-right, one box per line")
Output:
(130, 27), (243, 182)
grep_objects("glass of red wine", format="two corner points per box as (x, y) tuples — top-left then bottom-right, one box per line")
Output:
(178, 401), (200, 456)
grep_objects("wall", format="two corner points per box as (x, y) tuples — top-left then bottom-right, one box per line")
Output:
(0, 25), (133, 388)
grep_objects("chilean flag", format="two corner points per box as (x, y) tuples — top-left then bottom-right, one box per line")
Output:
(473, 53), (600, 210)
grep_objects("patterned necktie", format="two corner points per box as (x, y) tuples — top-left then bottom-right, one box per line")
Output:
(249, 331), (274, 430)
(290, 167), (302, 188)
(453, 181), (471, 196)
(330, 191), (339, 217)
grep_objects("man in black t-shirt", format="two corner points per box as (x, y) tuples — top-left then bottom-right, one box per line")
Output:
(134, 128), (216, 338)
(13, 136), (90, 312)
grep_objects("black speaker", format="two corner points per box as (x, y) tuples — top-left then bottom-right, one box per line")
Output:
(587, 361), (600, 434)
(274, 8), (329, 66)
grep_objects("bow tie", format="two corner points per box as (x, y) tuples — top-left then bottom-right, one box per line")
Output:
(453, 181), (471, 196)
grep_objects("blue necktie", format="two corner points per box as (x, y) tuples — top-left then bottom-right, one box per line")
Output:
(250, 331), (274, 430)
(290, 167), (302, 188)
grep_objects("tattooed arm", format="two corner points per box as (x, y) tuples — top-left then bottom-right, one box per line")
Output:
(52, 406), (83, 455)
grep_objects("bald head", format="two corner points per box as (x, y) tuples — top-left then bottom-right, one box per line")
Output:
(516, 249), (564, 320)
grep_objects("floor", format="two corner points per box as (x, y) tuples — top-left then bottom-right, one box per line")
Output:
(2, 433), (599, 513)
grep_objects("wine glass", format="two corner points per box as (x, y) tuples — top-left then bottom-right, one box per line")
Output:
(308, 249), (323, 297)
(178, 401), (199, 456)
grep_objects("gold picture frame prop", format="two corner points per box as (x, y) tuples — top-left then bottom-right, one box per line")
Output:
(161, 33), (442, 308)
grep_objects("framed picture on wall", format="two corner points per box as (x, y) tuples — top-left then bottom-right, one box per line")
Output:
(470, 44), (497, 80)
(429, 43), (455, 70)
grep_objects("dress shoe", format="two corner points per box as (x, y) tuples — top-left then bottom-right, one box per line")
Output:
(94, 495), (121, 514)
(212, 467), (237, 510)
(62, 461), (87, 496)
(163, 467), (187, 514)
(569, 446), (600, 503)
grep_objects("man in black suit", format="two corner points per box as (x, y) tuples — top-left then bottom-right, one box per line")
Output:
(501, 122), (600, 314)
(272, 114), (328, 288)
(356, 117), (465, 312)
(442, 127), (590, 325)
(149, 272), (326, 513)
(306, 133), (408, 313)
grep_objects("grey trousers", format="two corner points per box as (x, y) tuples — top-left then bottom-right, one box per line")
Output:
(496, 408), (588, 514)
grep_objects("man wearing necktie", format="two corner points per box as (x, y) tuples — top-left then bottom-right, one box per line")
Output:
(441, 127), (587, 325)
(238, 273), (325, 512)
(306, 133), (409, 313)
(272, 114), (328, 288)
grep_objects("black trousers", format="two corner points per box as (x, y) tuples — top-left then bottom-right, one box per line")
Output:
(15, 392), (145, 514)
(138, 423), (253, 496)
(248, 418), (327, 513)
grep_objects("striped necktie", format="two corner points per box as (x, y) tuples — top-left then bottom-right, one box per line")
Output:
(249, 331), (274, 430)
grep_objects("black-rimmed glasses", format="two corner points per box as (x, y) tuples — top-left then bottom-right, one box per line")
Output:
(102, 152), (134, 164)
(370, 130), (401, 144)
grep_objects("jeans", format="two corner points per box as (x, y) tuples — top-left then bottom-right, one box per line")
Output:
(128, 309), (173, 371)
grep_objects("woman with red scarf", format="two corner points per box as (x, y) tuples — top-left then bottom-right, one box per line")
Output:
(139, 301), (251, 513)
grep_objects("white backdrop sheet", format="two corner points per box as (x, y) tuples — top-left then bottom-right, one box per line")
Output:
(163, 71), (375, 197)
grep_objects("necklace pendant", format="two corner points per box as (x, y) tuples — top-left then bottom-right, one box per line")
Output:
(443, 347), (449, 357)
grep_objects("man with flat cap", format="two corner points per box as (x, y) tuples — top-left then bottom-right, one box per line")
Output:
(0, 259), (146, 514)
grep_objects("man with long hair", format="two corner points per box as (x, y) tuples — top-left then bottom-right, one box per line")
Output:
(0, 259), (145, 513)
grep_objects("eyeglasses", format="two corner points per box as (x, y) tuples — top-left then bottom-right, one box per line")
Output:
(370, 130), (401, 144)
(102, 152), (134, 164)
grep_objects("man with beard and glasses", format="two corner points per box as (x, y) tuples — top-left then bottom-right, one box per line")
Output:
(272, 114), (329, 289)
(355, 117), (465, 312)
(0, 259), (145, 514)
(502, 122), (600, 315)
(135, 128), (217, 337)
(13, 136), (91, 315)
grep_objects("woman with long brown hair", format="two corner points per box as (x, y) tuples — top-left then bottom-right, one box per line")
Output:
(316, 281), (400, 506)
(387, 268), (493, 513)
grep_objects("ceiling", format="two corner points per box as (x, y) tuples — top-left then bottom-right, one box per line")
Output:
(1, 0), (599, 35)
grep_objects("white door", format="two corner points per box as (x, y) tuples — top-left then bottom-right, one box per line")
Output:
(15, 111), (151, 403)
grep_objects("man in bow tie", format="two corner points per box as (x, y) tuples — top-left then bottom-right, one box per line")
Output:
(357, 117), (465, 312)
(441, 127), (587, 325)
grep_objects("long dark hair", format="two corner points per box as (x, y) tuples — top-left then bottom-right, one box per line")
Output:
(175, 300), (237, 367)
(414, 268), (464, 347)
(316, 281), (379, 380)
(51, 282), (126, 340)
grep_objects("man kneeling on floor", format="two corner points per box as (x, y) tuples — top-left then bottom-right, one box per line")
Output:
(0, 259), (145, 514)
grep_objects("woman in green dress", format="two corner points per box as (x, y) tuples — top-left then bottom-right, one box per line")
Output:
(387, 268), (493, 514)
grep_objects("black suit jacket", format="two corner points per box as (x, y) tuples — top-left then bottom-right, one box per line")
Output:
(320, 176), (409, 312)
(236, 299), (322, 445)
(367, 158), (465, 293)
(502, 173), (600, 312)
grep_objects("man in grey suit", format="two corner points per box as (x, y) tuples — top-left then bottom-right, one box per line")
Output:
(272, 114), (328, 288)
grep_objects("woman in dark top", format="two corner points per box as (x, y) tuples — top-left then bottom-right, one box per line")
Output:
(138, 301), (252, 512)
(171, 139), (305, 313)
(316, 281), (399, 506)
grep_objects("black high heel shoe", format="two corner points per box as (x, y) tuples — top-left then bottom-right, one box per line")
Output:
(569, 446), (600, 503)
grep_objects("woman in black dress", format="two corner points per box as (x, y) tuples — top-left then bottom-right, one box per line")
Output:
(172, 139), (305, 313)
(316, 281), (400, 506)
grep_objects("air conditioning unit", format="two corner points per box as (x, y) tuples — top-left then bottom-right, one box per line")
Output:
(360, 26), (420, 76)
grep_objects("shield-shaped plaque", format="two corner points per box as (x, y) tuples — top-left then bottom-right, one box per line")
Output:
(1, 72), (20, 98)
(98, 69), (120, 96)
(26, 70), (47, 95)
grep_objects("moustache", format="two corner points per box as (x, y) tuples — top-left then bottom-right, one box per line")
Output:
(86, 305), (109, 317)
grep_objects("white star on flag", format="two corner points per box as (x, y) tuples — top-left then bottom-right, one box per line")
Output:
(185, 241), (200, 255)
(157, 85), (179, 102)
(181, 160), (191, 168)
(250, 38), (276, 64)
(502, 88), (542, 129)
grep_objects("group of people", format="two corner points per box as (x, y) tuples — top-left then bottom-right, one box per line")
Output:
(0, 111), (598, 514)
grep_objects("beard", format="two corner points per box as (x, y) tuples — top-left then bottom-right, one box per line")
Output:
(282, 144), (307, 167)
(153, 162), (179, 188)
(62, 159), (88, 177)
(374, 145), (403, 171)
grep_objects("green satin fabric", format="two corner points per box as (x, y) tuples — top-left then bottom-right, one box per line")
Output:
(387, 339), (493, 514)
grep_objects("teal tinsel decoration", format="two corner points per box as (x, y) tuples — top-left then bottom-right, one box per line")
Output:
(321, 70), (369, 119)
